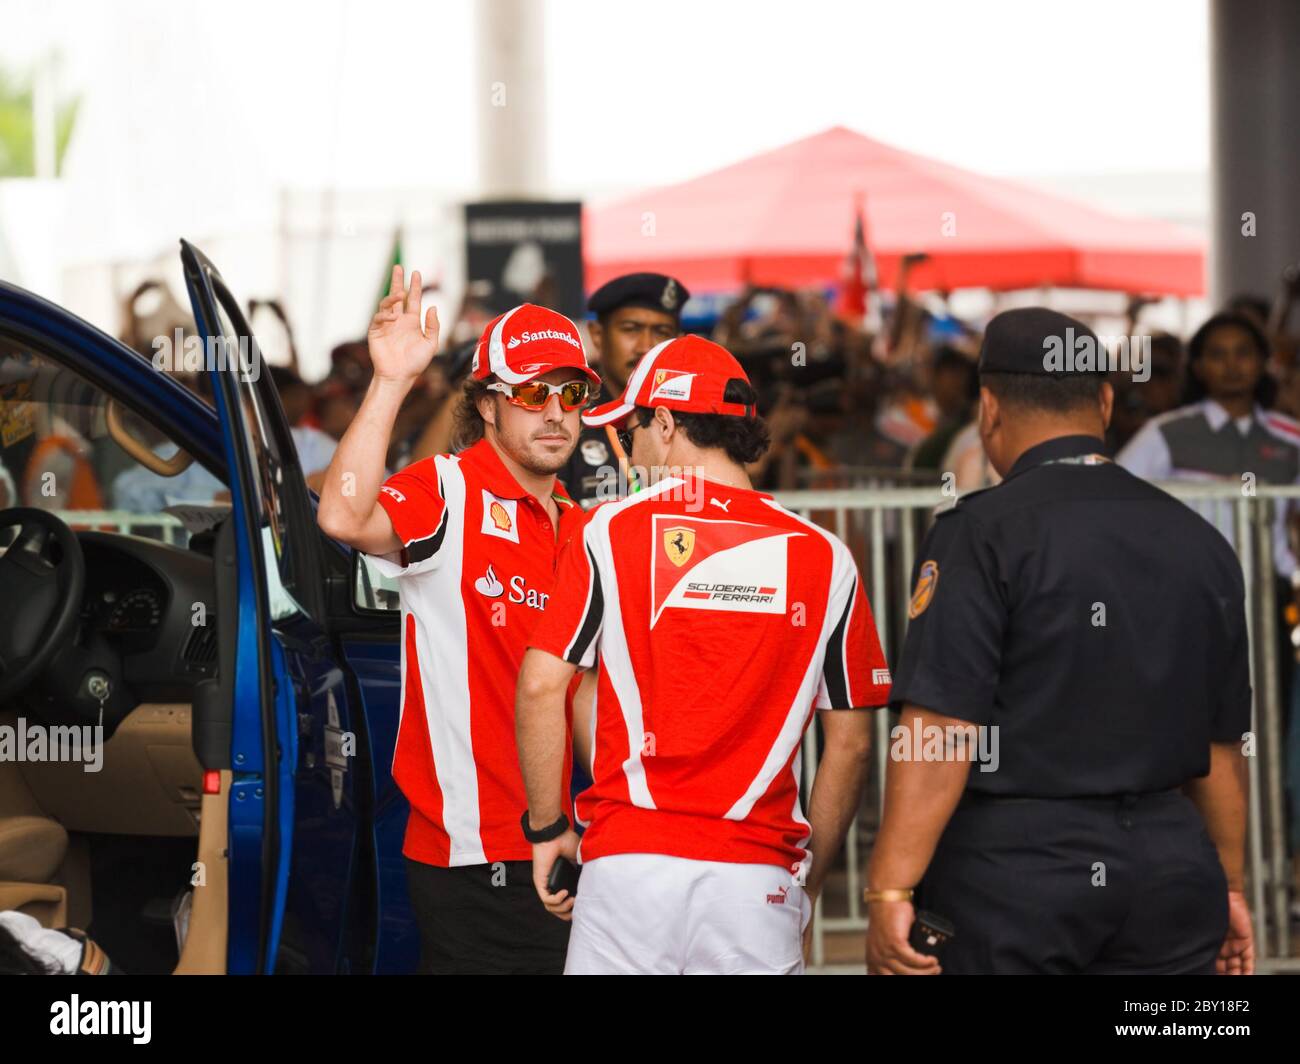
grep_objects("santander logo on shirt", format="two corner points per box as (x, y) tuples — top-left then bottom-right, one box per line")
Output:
(473, 563), (550, 610)
(650, 515), (801, 627)
(474, 564), (505, 598)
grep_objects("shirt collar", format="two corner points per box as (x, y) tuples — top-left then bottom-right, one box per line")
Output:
(461, 437), (582, 512)
(460, 438), (532, 499)
(691, 472), (769, 498)
(1007, 434), (1109, 479)
(551, 478), (578, 510)
(1201, 398), (1262, 432)
(553, 484), (586, 541)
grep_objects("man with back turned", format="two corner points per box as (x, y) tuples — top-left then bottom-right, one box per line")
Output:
(865, 308), (1255, 975)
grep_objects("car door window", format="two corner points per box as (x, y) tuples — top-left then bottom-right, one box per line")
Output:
(0, 332), (227, 546)
(204, 296), (307, 622)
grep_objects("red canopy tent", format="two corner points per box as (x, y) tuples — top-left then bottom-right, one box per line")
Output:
(584, 126), (1205, 297)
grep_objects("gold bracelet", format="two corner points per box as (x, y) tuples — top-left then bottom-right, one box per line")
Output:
(863, 888), (914, 903)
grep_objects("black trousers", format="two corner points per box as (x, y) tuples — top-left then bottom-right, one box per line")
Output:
(405, 858), (570, 975)
(917, 790), (1228, 975)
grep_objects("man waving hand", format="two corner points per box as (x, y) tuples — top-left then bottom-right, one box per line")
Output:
(319, 267), (599, 973)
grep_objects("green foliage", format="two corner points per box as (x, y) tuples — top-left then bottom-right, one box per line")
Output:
(0, 66), (80, 178)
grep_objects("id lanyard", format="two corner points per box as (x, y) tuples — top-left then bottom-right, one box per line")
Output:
(604, 425), (643, 493)
(1038, 453), (1112, 468)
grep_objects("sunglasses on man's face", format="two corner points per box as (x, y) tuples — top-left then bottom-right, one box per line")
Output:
(618, 413), (656, 454)
(486, 379), (591, 410)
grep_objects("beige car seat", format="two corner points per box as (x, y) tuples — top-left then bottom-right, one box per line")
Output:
(0, 815), (70, 926)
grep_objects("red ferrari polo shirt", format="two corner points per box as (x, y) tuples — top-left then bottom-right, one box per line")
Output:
(371, 438), (584, 866)
(528, 474), (890, 873)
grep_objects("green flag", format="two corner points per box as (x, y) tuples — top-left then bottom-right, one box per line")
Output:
(376, 228), (402, 313)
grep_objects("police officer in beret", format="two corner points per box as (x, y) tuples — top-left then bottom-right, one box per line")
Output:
(558, 272), (689, 507)
(865, 307), (1255, 975)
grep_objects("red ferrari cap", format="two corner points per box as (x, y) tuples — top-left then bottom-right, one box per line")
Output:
(583, 334), (753, 429)
(471, 303), (600, 386)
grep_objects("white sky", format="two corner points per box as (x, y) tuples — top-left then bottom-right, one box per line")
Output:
(4, 0), (1209, 195)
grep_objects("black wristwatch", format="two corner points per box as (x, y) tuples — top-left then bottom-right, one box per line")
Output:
(520, 810), (570, 844)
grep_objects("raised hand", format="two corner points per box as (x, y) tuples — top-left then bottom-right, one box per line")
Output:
(367, 265), (440, 383)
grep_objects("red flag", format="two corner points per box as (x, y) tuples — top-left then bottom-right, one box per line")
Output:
(837, 196), (880, 330)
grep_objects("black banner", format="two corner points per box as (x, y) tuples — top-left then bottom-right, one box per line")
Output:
(2, 971), (1290, 1049)
(464, 201), (585, 320)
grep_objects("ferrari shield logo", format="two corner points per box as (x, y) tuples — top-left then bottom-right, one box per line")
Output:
(664, 526), (695, 567)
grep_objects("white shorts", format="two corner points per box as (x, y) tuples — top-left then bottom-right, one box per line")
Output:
(563, 853), (811, 975)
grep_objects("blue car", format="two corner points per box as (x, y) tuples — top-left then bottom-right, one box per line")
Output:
(0, 241), (416, 974)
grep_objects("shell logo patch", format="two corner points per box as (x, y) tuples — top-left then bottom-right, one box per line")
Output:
(481, 490), (519, 543)
(908, 560), (939, 619)
(663, 526), (696, 567)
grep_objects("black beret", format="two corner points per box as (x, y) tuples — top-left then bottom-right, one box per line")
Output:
(978, 307), (1104, 378)
(588, 273), (690, 319)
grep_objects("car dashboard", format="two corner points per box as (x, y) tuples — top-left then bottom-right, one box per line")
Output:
(78, 532), (218, 701)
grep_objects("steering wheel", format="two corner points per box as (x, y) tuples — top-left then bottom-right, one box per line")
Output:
(0, 508), (86, 703)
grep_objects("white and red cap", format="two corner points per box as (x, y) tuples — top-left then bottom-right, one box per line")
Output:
(582, 334), (754, 429)
(471, 303), (601, 387)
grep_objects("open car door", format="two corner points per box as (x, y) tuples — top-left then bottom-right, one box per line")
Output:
(181, 240), (371, 974)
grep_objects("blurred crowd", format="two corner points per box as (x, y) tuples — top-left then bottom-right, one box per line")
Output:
(98, 263), (1300, 506)
(711, 276), (1300, 497)
(8, 265), (1300, 528)
(285, 276), (1300, 508)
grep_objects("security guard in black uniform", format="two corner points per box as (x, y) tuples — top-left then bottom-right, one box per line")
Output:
(558, 272), (688, 507)
(865, 308), (1255, 975)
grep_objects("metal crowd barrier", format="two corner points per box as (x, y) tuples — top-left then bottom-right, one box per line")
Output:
(774, 481), (1300, 974)
(795, 465), (940, 491)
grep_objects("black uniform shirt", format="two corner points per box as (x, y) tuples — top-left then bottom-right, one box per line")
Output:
(888, 433), (1251, 797)
(557, 420), (618, 509)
